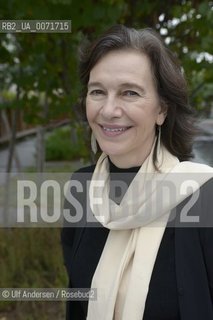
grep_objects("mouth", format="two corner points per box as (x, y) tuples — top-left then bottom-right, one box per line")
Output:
(98, 124), (132, 137)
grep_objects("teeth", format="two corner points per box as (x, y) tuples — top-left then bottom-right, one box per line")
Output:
(103, 127), (127, 132)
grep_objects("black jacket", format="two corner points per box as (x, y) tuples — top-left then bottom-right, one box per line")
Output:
(61, 166), (213, 320)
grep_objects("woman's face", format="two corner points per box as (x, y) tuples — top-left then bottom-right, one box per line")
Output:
(86, 49), (166, 167)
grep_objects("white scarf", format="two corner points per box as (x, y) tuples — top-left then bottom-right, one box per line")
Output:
(87, 141), (213, 320)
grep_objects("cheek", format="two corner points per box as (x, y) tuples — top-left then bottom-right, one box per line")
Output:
(148, 105), (161, 124)
(85, 98), (92, 119)
(86, 99), (96, 123)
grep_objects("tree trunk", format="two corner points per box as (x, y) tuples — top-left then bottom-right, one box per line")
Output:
(3, 80), (20, 227)
(36, 90), (48, 172)
(1, 109), (21, 171)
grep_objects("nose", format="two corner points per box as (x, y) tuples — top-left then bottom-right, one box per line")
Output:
(100, 95), (122, 119)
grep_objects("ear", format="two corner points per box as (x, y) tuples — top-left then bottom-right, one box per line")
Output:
(156, 101), (168, 126)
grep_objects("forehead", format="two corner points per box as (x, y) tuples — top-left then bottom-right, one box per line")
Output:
(89, 49), (154, 84)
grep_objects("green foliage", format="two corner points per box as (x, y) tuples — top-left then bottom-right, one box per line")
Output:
(0, 0), (212, 123)
(0, 228), (67, 319)
(45, 125), (90, 162)
(162, 1), (213, 114)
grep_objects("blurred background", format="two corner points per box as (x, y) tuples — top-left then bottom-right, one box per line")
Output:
(0, 0), (212, 319)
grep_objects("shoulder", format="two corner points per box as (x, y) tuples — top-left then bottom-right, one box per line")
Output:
(68, 164), (96, 186)
(71, 164), (96, 179)
(64, 164), (96, 204)
(74, 164), (96, 173)
(173, 161), (213, 201)
(171, 177), (213, 229)
(177, 161), (213, 172)
(200, 176), (213, 192)
(197, 176), (213, 212)
(174, 161), (213, 183)
(198, 177), (213, 240)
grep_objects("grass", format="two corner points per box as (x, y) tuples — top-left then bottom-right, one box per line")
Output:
(0, 228), (67, 319)
(0, 162), (83, 319)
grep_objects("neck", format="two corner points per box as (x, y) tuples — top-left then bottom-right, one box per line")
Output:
(108, 137), (155, 169)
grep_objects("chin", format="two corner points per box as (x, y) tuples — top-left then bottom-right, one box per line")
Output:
(99, 143), (123, 156)
(99, 145), (125, 157)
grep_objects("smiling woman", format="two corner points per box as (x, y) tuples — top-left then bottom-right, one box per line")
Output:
(61, 25), (213, 320)
(86, 50), (166, 167)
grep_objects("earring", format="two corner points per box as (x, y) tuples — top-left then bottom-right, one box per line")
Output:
(157, 125), (161, 157)
(91, 132), (97, 154)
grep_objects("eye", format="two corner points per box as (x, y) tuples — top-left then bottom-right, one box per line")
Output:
(89, 89), (105, 96)
(123, 90), (140, 97)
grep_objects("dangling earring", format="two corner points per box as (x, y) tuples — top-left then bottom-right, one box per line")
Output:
(91, 132), (97, 154)
(157, 125), (161, 157)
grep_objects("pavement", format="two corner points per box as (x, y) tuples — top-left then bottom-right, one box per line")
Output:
(0, 136), (37, 172)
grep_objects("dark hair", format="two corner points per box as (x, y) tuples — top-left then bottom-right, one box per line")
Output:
(79, 24), (196, 165)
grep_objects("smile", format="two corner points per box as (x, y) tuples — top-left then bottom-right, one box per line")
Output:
(99, 124), (132, 137)
(103, 127), (128, 132)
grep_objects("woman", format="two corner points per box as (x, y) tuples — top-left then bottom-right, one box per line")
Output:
(61, 25), (213, 320)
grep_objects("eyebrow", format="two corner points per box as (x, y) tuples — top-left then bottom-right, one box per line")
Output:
(87, 81), (145, 93)
(119, 82), (145, 93)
